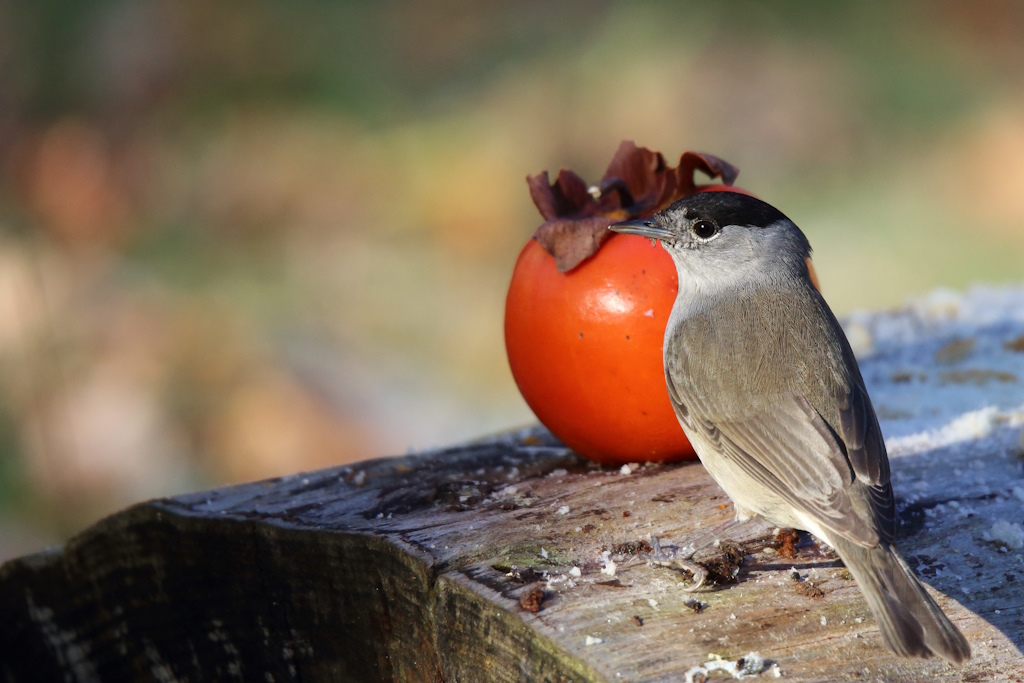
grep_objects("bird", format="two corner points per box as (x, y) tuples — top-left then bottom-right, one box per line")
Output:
(610, 191), (970, 664)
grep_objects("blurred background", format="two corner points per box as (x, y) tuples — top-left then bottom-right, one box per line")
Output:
(1, 0), (1023, 560)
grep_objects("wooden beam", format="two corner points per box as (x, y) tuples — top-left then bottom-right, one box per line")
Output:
(3, 285), (1024, 681)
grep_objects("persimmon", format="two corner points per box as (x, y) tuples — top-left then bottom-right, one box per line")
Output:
(505, 230), (689, 462)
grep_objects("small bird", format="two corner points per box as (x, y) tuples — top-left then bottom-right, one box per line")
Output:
(610, 192), (970, 664)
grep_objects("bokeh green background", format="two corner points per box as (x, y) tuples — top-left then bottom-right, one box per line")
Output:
(2, 0), (1023, 559)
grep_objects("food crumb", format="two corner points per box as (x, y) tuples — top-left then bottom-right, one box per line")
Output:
(795, 580), (826, 599)
(703, 541), (744, 584)
(585, 635), (603, 646)
(684, 652), (779, 682)
(632, 615), (644, 627)
(774, 528), (800, 559)
(684, 598), (704, 613)
(519, 584), (545, 613)
(601, 550), (617, 576)
(612, 539), (651, 555)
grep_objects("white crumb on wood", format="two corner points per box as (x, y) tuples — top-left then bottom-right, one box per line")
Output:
(684, 652), (780, 681)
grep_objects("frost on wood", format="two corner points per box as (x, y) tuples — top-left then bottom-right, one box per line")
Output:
(2, 285), (1024, 682)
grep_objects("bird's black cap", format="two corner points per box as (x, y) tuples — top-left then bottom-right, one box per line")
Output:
(662, 191), (790, 229)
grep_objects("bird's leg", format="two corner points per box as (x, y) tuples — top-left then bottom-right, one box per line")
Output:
(678, 516), (747, 558)
(648, 516), (747, 592)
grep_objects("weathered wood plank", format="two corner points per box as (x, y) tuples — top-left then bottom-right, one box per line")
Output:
(3, 285), (1024, 682)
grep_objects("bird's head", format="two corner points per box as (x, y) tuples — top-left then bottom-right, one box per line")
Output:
(610, 191), (814, 295)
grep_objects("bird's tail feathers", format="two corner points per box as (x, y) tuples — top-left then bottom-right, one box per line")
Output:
(831, 536), (970, 664)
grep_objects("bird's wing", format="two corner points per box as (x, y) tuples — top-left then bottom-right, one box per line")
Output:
(665, 285), (896, 547)
(669, 371), (884, 547)
(836, 380), (887, 483)
(833, 376), (896, 542)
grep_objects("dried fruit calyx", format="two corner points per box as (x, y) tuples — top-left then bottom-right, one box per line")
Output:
(526, 141), (739, 272)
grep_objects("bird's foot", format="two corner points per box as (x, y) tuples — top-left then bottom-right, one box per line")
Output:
(649, 536), (708, 591)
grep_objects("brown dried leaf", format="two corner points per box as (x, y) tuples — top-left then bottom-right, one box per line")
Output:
(527, 169), (592, 221)
(527, 141), (740, 272)
(675, 152), (739, 196)
(532, 216), (618, 275)
(599, 141), (671, 215)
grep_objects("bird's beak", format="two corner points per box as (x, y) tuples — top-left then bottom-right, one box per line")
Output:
(608, 218), (673, 241)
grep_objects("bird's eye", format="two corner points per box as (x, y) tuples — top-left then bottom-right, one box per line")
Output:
(691, 220), (719, 239)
